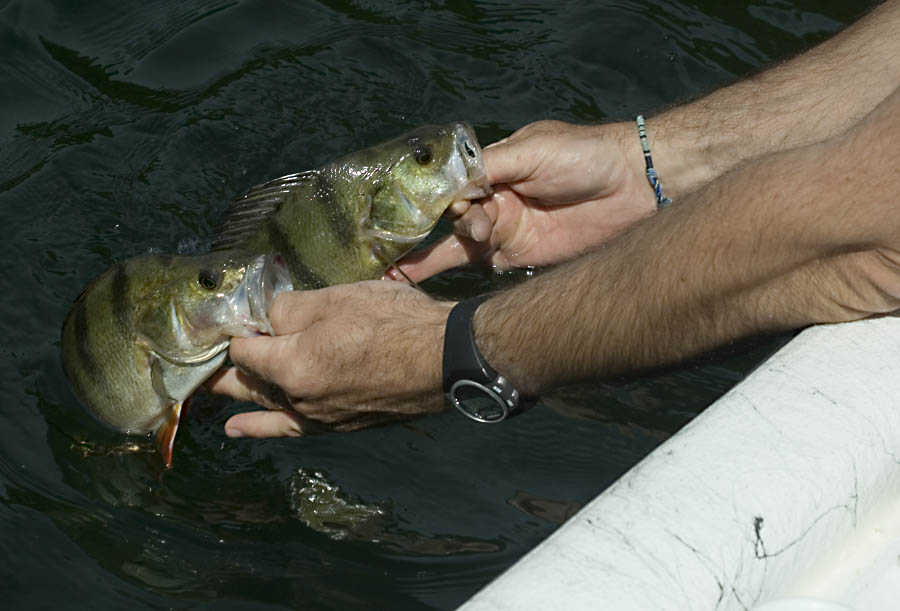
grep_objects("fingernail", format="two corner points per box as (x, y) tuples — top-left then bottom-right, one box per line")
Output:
(469, 221), (489, 243)
(225, 426), (244, 438)
(448, 200), (469, 216)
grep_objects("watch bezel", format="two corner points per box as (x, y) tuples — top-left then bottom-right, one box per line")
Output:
(449, 379), (509, 423)
(443, 296), (521, 423)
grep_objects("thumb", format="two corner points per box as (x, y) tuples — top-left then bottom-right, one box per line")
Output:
(267, 288), (334, 335)
(228, 333), (298, 387)
(483, 138), (536, 186)
(225, 409), (314, 438)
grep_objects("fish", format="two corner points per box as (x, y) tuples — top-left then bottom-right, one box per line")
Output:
(61, 251), (292, 467)
(212, 122), (490, 288)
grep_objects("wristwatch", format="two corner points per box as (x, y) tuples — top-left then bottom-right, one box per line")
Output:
(442, 295), (520, 423)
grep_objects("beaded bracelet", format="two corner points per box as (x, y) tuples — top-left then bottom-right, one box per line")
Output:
(636, 115), (672, 209)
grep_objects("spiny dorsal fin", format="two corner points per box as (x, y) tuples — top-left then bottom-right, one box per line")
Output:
(211, 171), (318, 251)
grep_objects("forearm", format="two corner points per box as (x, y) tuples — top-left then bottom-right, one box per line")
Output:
(475, 88), (900, 394)
(645, 0), (900, 198)
(727, 251), (900, 331)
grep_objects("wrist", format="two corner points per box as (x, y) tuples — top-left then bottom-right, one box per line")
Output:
(405, 297), (456, 403)
(591, 122), (658, 215)
(604, 116), (715, 206)
(443, 296), (521, 422)
(637, 112), (719, 198)
(432, 301), (456, 367)
(470, 293), (543, 397)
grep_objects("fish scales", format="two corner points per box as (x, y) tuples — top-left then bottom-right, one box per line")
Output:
(63, 258), (161, 432)
(62, 122), (490, 467)
(247, 173), (369, 289)
(261, 219), (329, 290)
(212, 122), (490, 289)
(62, 252), (293, 466)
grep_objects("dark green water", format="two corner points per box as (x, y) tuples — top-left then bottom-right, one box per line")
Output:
(0, 1), (875, 609)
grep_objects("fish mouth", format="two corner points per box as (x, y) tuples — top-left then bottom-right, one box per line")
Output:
(232, 254), (293, 336)
(452, 122), (491, 200)
(362, 122), (492, 246)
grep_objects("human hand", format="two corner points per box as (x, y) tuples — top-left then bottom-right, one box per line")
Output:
(206, 281), (454, 438)
(393, 120), (658, 281)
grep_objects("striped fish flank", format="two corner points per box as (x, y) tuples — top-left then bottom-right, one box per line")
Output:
(211, 122), (490, 289)
(61, 251), (292, 467)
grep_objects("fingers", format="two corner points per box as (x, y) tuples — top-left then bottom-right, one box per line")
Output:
(207, 366), (314, 437)
(205, 366), (290, 410)
(392, 234), (489, 282)
(451, 204), (494, 242)
(392, 189), (518, 281)
(483, 137), (533, 185)
(225, 409), (312, 438)
(267, 289), (330, 335)
(224, 408), (412, 438)
(445, 200), (471, 218)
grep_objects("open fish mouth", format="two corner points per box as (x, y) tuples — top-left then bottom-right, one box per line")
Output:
(452, 122), (491, 200)
(365, 123), (491, 245)
(232, 253), (293, 336)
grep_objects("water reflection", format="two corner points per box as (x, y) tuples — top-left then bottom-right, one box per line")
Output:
(291, 469), (501, 554)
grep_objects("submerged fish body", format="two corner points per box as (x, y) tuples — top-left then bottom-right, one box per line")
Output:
(61, 251), (291, 466)
(213, 122), (490, 288)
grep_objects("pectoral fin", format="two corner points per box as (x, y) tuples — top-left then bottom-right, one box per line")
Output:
(155, 398), (189, 469)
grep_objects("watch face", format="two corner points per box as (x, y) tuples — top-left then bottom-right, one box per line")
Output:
(449, 381), (508, 423)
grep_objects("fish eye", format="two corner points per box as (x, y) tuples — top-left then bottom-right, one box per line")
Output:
(197, 269), (221, 290)
(463, 139), (476, 158)
(414, 145), (433, 165)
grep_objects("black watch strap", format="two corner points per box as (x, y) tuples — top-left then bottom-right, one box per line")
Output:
(442, 295), (492, 393)
(443, 295), (520, 422)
